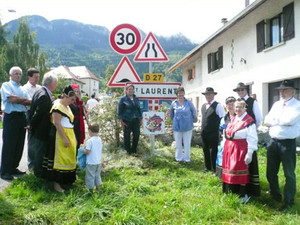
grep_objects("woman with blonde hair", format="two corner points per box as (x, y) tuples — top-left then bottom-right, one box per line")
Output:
(222, 99), (259, 202)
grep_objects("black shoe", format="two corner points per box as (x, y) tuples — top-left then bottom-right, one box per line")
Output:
(267, 191), (282, 202)
(279, 203), (294, 211)
(12, 169), (26, 175)
(272, 194), (282, 203)
(1, 173), (14, 180)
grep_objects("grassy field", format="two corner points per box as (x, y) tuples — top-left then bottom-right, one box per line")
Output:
(0, 142), (299, 224)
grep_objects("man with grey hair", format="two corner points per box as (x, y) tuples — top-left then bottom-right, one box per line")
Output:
(1, 66), (31, 180)
(28, 73), (58, 177)
(265, 79), (300, 211)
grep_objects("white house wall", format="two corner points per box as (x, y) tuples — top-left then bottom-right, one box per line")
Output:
(81, 78), (99, 98)
(182, 0), (299, 117)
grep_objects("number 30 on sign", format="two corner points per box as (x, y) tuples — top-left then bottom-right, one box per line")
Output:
(143, 73), (164, 82)
(109, 24), (141, 55)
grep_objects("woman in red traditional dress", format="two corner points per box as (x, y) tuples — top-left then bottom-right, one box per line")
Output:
(69, 84), (88, 151)
(222, 99), (258, 202)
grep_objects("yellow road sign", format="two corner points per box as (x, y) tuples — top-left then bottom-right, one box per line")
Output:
(143, 73), (164, 82)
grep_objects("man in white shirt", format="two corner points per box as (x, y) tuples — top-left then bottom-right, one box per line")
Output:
(264, 79), (300, 211)
(233, 82), (262, 128)
(22, 68), (41, 171)
(86, 93), (98, 112)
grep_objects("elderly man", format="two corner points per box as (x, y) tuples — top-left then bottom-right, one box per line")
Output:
(22, 68), (41, 170)
(0, 66), (31, 180)
(200, 87), (225, 173)
(265, 79), (300, 211)
(29, 73), (58, 177)
(233, 82), (262, 128)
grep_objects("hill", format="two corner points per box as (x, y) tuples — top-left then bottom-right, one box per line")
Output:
(6, 15), (198, 82)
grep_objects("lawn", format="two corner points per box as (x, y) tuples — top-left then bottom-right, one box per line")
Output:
(0, 143), (299, 224)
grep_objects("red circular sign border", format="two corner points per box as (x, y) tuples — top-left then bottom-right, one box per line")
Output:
(109, 24), (141, 55)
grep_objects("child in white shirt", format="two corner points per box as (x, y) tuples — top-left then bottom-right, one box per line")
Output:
(83, 123), (102, 191)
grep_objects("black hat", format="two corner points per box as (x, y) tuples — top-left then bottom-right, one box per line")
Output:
(233, 82), (248, 92)
(275, 80), (299, 90)
(202, 87), (217, 95)
(63, 85), (74, 95)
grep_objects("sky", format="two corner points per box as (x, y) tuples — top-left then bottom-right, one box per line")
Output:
(0, 0), (253, 44)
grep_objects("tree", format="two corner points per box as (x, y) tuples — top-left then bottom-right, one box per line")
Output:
(52, 75), (70, 98)
(5, 17), (48, 84)
(103, 64), (124, 96)
(0, 21), (9, 84)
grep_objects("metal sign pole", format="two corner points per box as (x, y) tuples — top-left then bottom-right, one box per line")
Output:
(149, 62), (155, 155)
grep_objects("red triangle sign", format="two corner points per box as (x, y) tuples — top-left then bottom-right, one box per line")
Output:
(134, 32), (168, 62)
(107, 56), (141, 87)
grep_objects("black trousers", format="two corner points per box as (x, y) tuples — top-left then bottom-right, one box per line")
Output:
(1, 112), (26, 176)
(267, 138), (296, 204)
(201, 132), (219, 172)
(123, 118), (140, 154)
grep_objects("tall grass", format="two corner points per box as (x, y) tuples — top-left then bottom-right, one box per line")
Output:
(0, 143), (299, 224)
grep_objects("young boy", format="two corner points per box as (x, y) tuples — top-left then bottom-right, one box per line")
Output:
(83, 123), (102, 191)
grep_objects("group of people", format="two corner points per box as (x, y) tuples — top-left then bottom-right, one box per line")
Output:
(1, 66), (300, 209)
(170, 81), (300, 210)
(0, 66), (102, 193)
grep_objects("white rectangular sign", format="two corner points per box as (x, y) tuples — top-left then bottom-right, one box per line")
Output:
(143, 112), (165, 135)
(130, 82), (181, 100)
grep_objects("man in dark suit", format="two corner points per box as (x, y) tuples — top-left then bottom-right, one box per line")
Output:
(200, 87), (225, 173)
(29, 73), (57, 177)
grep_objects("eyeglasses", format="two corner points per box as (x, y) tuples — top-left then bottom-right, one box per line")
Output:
(236, 89), (245, 92)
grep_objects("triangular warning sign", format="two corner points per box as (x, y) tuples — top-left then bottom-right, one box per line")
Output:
(134, 32), (168, 62)
(107, 56), (141, 87)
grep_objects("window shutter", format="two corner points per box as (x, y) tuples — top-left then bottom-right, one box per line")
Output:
(283, 2), (294, 41)
(207, 53), (212, 73)
(192, 66), (195, 79)
(218, 46), (223, 69)
(187, 69), (190, 81)
(256, 20), (265, 52)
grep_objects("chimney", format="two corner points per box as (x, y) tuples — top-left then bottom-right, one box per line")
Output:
(245, 0), (250, 7)
(221, 18), (228, 25)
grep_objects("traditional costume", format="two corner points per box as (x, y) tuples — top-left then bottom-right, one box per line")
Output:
(42, 100), (77, 184)
(222, 112), (260, 197)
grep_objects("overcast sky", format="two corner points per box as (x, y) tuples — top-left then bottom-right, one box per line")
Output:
(0, 0), (253, 44)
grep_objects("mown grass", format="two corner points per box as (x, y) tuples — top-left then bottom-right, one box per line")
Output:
(0, 142), (300, 224)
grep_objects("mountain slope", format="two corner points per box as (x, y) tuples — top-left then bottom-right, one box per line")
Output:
(6, 15), (198, 82)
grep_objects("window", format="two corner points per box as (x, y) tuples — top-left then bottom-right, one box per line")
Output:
(187, 66), (195, 81)
(207, 46), (223, 73)
(257, 2), (294, 52)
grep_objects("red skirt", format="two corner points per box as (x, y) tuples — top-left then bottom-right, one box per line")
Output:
(222, 139), (249, 184)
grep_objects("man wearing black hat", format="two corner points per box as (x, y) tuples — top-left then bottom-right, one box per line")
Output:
(233, 82), (262, 128)
(200, 87), (225, 173)
(264, 79), (300, 211)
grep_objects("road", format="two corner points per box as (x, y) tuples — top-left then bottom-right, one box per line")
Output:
(0, 129), (29, 192)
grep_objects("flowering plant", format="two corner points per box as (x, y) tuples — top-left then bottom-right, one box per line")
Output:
(157, 104), (172, 126)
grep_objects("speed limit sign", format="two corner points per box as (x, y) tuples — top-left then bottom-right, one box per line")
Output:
(109, 24), (141, 55)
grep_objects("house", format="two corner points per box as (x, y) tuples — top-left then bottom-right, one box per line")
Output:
(69, 66), (100, 98)
(168, 0), (299, 117)
(45, 65), (85, 89)
(45, 65), (100, 98)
